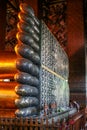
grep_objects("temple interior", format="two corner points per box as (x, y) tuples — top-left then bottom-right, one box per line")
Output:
(0, 0), (87, 129)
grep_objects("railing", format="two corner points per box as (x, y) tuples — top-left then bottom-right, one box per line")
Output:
(0, 117), (69, 130)
(0, 109), (86, 130)
(0, 116), (85, 130)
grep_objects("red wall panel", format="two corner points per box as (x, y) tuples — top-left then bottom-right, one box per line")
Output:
(67, 0), (86, 107)
(67, 0), (84, 57)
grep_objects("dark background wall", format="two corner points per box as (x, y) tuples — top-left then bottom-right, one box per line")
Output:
(0, 0), (6, 50)
(84, 0), (87, 105)
(67, 0), (86, 107)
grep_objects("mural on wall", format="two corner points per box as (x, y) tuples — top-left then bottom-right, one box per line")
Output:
(5, 0), (24, 51)
(40, 0), (67, 51)
(5, 0), (67, 51)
